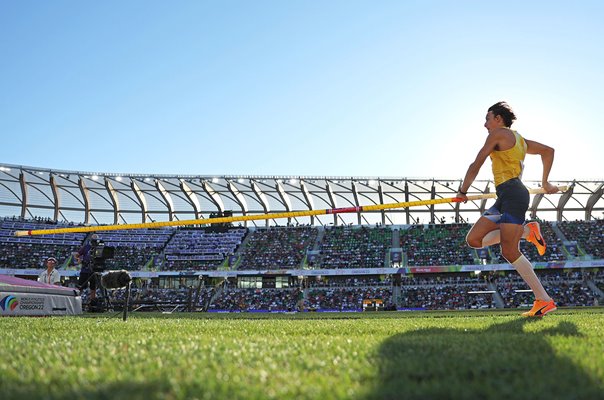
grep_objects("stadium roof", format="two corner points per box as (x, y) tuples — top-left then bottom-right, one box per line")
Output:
(1, 163), (602, 227)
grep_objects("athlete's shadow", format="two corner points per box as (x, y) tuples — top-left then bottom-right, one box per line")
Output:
(367, 318), (601, 400)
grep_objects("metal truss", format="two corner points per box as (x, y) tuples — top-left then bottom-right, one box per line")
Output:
(0, 164), (602, 227)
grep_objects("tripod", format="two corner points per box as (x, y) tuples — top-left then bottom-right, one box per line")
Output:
(78, 269), (133, 320)
(78, 270), (112, 312)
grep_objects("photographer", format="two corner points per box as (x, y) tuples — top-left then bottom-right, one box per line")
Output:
(75, 234), (99, 302)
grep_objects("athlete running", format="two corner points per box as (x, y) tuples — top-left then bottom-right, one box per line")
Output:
(457, 101), (559, 317)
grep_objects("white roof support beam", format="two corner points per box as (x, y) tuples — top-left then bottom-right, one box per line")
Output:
(251, 180), (270, 227)
(529, 193), (544, 220)
(201, 180), (225, 214)
(404, 181), (411, 225)
(429, 183), (436, 224)
(276, 181), (292, 225)
(105, 178), (120, 225)
(325, 181), (337, 225)
(479, 182), (491, 214)
(19, 172), (28, 219)
(131, 180), (148, 223)
(49, 174), (60, 222)
(585, 183), (604, 221)
(299, 180), (315, 225)
(351, 182), (362, 225)
(557, 184), (574, 222)
(78, 177), (90, 225)
(377, 181), (385, 225)
(156, 180), (175, 221)
(227, 180), (248, 226)
(180, 180), (201, 219)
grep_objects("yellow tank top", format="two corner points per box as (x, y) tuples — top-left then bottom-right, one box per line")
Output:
(490, 130), (527, 186)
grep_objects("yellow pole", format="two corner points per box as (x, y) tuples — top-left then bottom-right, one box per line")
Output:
(13, 186), (567, 237)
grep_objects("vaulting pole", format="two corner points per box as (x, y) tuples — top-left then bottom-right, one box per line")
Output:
(13, 186), (568, 237)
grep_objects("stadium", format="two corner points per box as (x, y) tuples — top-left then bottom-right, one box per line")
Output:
(1, 163), (603, 398)
(3, 2), (604, 399)
(1, 163), (603, 311)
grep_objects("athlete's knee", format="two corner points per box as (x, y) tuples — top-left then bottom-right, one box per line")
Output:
(500, 245), (521, 264)
(466, 236), (483, 249)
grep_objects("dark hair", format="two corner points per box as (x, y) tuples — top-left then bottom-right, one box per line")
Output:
(488, 101), (516, 127)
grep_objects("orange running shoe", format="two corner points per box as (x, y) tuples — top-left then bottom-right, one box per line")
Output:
(526, 221), (546, 256)
(521, 299), (557, 317)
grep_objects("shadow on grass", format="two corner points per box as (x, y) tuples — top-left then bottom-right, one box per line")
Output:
(367, 318), (602, 400)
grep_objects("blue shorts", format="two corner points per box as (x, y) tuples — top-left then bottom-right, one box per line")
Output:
(482, 178), (529, 225)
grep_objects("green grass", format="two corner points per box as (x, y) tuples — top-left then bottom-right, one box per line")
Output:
(2, 309), (603, 400)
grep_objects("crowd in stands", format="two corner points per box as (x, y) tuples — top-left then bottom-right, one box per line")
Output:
(308, 276), (393, 288)
(400, 224), (476, 266)
(2, 217), (604, 313)
(399, 272), (496, 310)
(490, 221), (566, 262)
(498, 281), (597, 308)
(307, 287), (393, 311)
(398, 269), (601, 310)
(0, 218), (86, 268)
(495, 269), (598, 307)
(91, 229), (170, 271)
(589, 270), (604, 295)
(208, 288), (301, 312)
(0, 215), (81, 226)
(3, 217), (603, 273)
(0, 242), (78, 269)
(71, 267), (603, 312)
(558, 219), (604, 259)
(401, 284), (495, 310)
(163, 228), (246, 271)
(85, 285), (217, 310)
(237, 226), (318, 270)
(314, 226), (392, 269)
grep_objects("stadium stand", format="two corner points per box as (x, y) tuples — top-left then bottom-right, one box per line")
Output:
(1, 215), (603, 311)
(307, 287), (394, 311)
(0, 217), (86, 269)
(96, 229), (172, 270)
(495, 270), (598, 307)
(163, 228), (246, 271)
(401, 285), (495, 310)
(399, 223), (475, 266)
(314, 225), (392, 269)
(489, 221), (566, 262)
(237, 226), (318, 270)
(208, 288), (301, 312)
(558, 220), (604, 259)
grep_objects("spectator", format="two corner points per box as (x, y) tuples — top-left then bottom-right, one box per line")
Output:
(37, 257), (61, 285)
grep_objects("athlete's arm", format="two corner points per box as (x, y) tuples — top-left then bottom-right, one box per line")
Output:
(457, 131), (500, 199)
(525, 139), (558, 193)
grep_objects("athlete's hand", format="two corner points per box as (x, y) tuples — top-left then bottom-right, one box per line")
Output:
(455, 192), (468, 203)
(542, 182), (559, 194)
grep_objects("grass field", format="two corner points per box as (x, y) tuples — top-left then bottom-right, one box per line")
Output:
(2, 309), (603, 400)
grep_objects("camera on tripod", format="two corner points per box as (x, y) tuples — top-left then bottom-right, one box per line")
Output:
(89, 237), (115, 272)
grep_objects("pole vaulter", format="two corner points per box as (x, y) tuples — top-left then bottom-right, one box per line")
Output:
(14, 186), (568, 237)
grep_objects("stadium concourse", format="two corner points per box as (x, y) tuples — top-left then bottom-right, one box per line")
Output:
(0, 163), (603, 313)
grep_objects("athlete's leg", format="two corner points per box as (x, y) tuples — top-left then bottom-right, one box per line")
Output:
(474, 180), (539, 250)
(466, 216), (499, 248)
(500, 222), (551, 301)
(466, 214), (532, 249)
(476, 224), (534, 248)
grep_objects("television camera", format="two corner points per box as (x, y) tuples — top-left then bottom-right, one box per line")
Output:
(89, 237), (115, 272)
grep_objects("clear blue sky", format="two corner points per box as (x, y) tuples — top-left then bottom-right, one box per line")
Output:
(1, 1), (602, 183)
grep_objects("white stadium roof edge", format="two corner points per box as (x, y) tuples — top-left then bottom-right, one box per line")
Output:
(0, 163), (602, 227)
